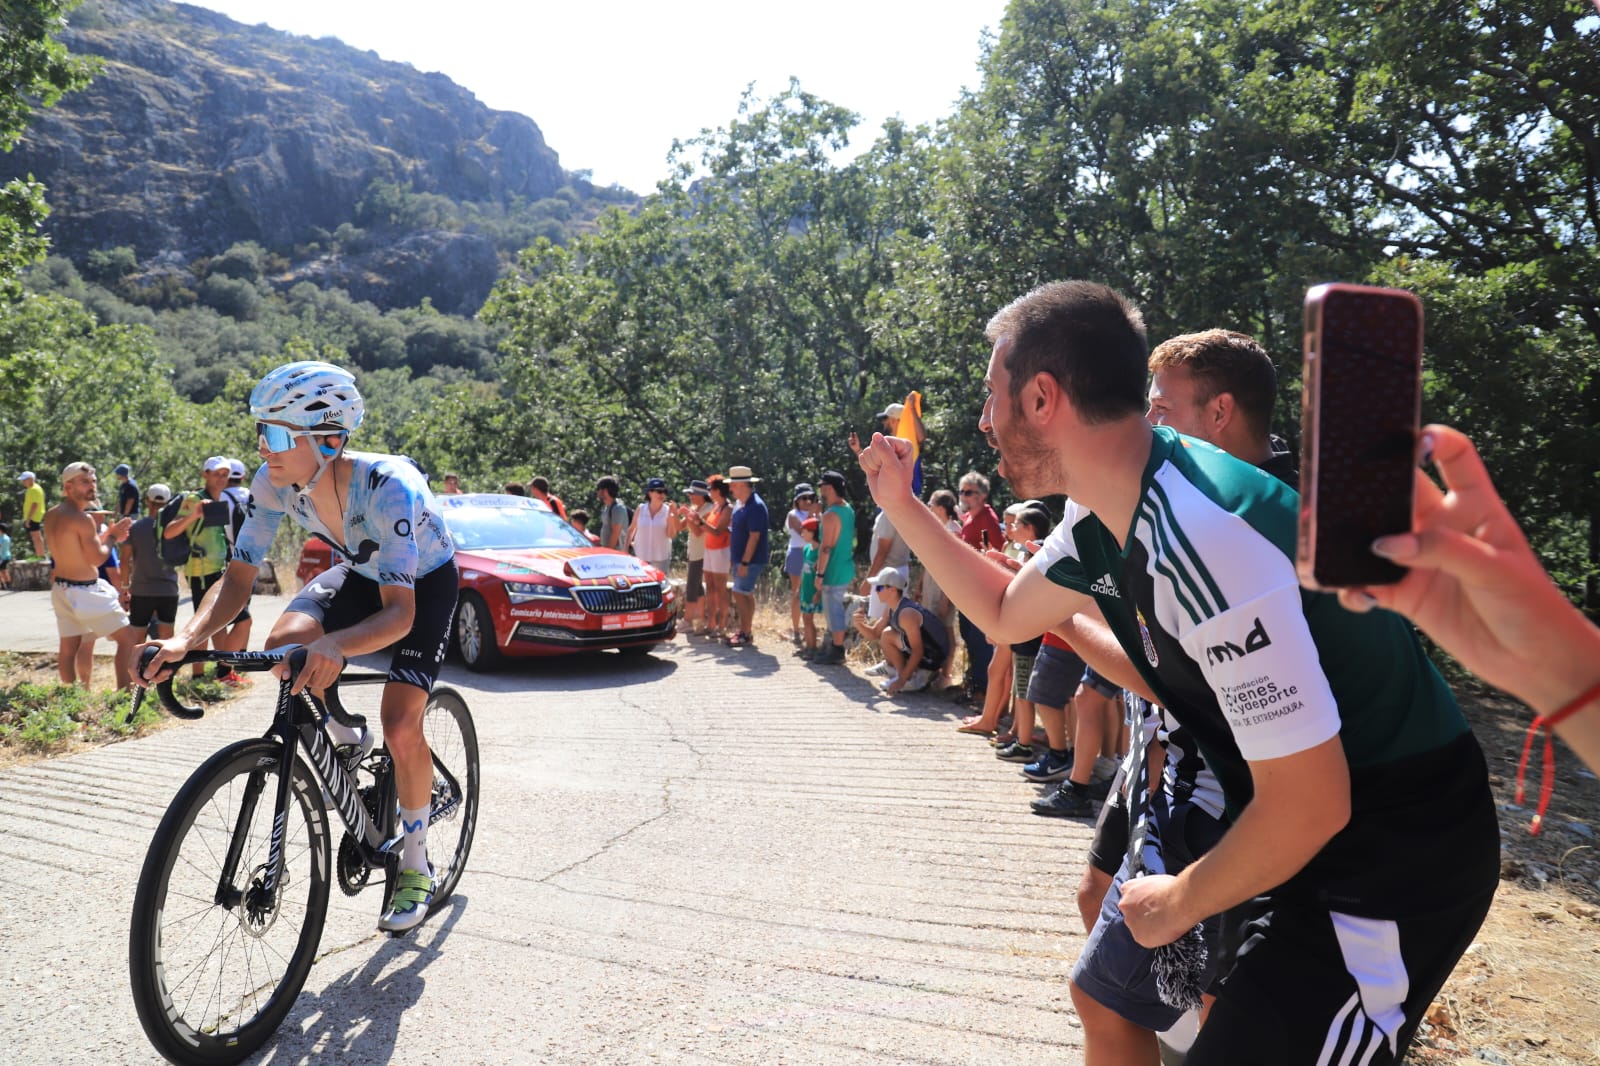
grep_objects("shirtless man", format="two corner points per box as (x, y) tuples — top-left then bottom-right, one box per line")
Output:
(43, 463), (140, 688)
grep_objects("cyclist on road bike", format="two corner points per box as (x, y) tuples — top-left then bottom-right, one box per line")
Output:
(142, 361), (458, 933)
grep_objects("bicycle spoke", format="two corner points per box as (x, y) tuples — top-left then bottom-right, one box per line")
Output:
(130, 741), (331, 1064)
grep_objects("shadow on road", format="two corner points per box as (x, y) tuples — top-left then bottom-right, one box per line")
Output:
(261, 893), (470, 1064)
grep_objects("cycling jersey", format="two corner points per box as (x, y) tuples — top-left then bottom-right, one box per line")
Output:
(234, 452), (453, 587)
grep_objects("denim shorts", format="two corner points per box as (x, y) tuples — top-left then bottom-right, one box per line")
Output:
(1072, 850), (1223, 1033)
(821, 584), (848, 633)
(1027, 643), (1088, 708)
(1081, 666), (1121, 699)
(731, 561), (766, 594)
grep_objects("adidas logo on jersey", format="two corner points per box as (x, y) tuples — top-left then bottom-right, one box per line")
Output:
(1090, 573), (1121, 598)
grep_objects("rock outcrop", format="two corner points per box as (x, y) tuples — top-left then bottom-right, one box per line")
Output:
(1, 0), (570, 312)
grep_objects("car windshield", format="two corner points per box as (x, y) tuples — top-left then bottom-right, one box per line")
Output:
(444, 501), (592, 551)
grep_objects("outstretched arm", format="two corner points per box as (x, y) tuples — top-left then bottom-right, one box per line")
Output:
(859, 434), (1092, 643)
(1339, 425), (1600, 771)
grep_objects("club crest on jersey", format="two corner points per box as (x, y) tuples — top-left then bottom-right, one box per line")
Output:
(1137, 608), (1159, 666)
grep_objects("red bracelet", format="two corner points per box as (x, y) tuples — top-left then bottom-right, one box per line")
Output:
(1514, 678), (1600, 835)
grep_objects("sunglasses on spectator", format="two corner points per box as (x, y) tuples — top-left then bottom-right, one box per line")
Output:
(256, 421), (318, 453)
(959, 489), (980, 496)
(874, 584), (891, 592)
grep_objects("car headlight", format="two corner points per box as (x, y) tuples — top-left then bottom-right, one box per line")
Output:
(504, 581), (572, 604)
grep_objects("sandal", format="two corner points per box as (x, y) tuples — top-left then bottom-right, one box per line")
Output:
(956, 721), (996, 735)
(727, 632), (752, 647)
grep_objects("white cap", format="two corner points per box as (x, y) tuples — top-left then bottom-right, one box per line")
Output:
(146, 483), (173, 503)
(203, 456), (231, 473)
(866, 567), (907, 590)
(875, 402), (906, 421)
(228, 459), (246, 479)
(17, 471), (36, 482)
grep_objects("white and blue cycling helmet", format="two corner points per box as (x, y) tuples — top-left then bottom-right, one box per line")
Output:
(250, 361), (365, 434)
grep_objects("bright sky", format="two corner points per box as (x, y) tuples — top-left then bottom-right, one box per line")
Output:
(194, 1), (1011, 193)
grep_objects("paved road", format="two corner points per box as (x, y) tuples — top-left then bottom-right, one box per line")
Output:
(1, 603), (1097, 1064)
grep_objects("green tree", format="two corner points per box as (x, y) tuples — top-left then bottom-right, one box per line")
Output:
(484, 83), (933, 506)
(83, 244), (136, 284)
(0, 293), (247, 519)
(1228, 0), (1600, 606)
(1, 0), (95, 295)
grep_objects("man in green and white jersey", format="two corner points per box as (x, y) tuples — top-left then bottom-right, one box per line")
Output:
(858, 281), (1497, 1065)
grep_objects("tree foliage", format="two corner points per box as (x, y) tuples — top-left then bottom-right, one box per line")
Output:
(482, 83), (952, 517)
(1, 0), (94, 295)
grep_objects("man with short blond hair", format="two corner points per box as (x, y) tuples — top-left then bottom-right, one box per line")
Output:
(42, 463), (140, 688)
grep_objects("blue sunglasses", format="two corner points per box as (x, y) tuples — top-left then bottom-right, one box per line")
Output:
(256, 421), (314, 453)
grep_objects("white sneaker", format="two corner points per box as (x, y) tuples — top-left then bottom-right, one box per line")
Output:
(903, 669), (931, 693)
(864, 661), (894, 678)
(1092, 755), (1119, 782)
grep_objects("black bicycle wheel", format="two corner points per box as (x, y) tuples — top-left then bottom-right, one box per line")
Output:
(129, 739), (331, 1066)
(421, 686), (479, 904)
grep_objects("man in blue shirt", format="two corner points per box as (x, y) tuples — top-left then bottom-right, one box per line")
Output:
(726, 464), (769, 647)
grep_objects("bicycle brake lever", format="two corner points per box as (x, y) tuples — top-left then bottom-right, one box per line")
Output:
(122, 682), (146, 726)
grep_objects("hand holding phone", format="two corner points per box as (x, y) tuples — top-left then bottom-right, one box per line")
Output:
(1296, 283), (1424, 590)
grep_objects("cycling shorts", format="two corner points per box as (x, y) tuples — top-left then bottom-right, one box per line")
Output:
(190, 571), (250, 624)
(129, 594), (179, 628)
(287, 559), (458, 693)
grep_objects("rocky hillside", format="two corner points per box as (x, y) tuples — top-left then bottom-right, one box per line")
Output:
(0, 0), (581, 313)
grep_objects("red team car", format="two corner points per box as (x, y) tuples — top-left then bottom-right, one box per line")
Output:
(297, 494), (677, 669)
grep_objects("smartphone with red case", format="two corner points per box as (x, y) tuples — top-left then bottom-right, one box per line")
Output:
(1296, 283), (1424, 590)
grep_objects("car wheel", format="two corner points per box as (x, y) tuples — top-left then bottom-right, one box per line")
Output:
(455, 592), (503, 672)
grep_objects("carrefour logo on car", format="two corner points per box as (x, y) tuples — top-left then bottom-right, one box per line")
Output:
(567, 556), (649, 581)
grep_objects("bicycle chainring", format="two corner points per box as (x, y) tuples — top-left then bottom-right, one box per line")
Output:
(335, 783), (387, 896)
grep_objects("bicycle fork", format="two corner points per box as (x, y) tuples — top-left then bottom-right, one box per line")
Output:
(215, 691), (401, 916)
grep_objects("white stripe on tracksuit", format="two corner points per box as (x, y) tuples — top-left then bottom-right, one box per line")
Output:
(1315, 913), (1408, 1066)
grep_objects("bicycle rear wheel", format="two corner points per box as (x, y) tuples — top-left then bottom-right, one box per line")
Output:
(421, 686), (479, 904)
(129, 739), (331, 1066)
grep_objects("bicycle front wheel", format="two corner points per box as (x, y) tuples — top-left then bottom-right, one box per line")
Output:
(421, 686), (479, 905)
(129, 739), (331, 1066)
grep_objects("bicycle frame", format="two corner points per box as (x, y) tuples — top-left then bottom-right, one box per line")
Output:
(249, 672), (396, 907)
(130, 646), (442, 909)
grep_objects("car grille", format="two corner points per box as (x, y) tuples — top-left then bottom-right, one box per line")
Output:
(571, 582), (664, 614)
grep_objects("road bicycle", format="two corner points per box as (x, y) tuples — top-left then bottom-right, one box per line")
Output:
(126, 647), (480, 1066)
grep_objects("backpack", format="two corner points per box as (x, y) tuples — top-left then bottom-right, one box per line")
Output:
(156, 491), (244, 569)
(156, 492), (196, 568)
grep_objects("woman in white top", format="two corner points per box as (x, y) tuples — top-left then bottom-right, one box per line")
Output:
(629, 477), (673, 574)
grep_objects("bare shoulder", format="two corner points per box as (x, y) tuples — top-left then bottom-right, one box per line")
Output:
(43, 503), (89, 535)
